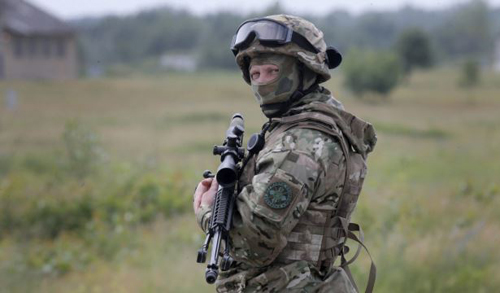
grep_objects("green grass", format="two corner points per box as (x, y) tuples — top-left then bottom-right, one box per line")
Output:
(372, 121), (450, 139)
(1, 68), (500, 292)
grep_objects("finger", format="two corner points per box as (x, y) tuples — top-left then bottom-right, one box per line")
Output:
(196, 179), (213, 196)
(201, 179), (219, 207)
(209, 178), (219, 191)
(201, 178), (213, 187)
(194, 178), (214, 213)
(194, 180), (209, 212)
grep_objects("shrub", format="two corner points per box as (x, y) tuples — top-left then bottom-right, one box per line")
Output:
(395, 28), (434, 74)
(62, 120), (106, 179)
(29, 195), (93, 239)
(0, 155), (194, 275)
(0, 120), (195, 275)
(459, 59), (480, 88)
(0, 155), (13, 176)
(343, 49), (402, 98)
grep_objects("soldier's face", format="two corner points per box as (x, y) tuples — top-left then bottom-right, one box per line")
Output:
(248, 54), (301, 118)
(249, 64), (280, 84)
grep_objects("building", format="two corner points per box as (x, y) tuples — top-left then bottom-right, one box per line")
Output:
(0, 0), (78, 80)
(495, 37), (500, 73)
(160, 53), (197, 72)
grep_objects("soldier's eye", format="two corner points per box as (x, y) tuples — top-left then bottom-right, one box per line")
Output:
(251, 72), (260, 80)
(268, 68), (279, 75)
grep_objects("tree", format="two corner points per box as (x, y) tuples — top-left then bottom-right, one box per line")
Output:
(197, 12), (244, 69)
(343, 49), (402, 98)
(396, 28), (434, 74)
(354, 13), (398, 49)
(435, 1), (493, 60)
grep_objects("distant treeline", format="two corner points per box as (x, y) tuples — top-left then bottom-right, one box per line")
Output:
(72, 1), (500, 73)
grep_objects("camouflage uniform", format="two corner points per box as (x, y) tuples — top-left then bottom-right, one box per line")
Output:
(196, 14), (376, 292)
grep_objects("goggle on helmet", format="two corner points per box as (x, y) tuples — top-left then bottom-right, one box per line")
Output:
(231, 18), (342, 70)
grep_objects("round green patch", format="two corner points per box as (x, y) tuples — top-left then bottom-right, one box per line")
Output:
(264, 182), (292, 209)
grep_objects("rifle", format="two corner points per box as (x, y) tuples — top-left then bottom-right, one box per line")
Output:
(196, 113), (245, 284)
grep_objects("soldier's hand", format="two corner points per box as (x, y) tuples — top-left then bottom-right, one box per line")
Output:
(193, 178), (218, 214)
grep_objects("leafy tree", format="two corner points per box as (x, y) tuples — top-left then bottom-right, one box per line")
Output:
(343, 49), (402, 98)
(316, 10), (355, 53)
(353, 13), (397, 49)
(77, 7), (204, 66)
(435, 1), (493, 59)
(72, 2), (499, 73)
(197, 12), (244, 69)
(396, 28), (434, 74)
(257, 1), (286, 16)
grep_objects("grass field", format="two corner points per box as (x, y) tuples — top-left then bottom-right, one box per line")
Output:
(1, 68), (499, 292)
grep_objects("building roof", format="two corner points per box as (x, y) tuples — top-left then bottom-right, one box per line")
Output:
(0, 0), (74, 36)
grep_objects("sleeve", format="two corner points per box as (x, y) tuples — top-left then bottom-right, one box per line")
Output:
(196, 202), (212, 233)
(228, 127), (341, 267)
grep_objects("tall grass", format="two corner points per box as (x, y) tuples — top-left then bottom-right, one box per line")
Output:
(1, 68), (500, 292)
(0, 121), (192, 287)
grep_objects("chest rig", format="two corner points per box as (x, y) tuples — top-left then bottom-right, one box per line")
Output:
(239, 101), (377, 292)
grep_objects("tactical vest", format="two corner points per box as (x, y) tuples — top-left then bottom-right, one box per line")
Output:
(240, 101), (377, 292)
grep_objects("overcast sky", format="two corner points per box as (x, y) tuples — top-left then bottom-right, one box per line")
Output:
(30, 0), (500, 19)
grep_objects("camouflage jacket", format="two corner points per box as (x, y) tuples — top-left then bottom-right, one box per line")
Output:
(196, 88), (376, 292)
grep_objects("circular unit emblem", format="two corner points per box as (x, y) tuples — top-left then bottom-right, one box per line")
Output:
(264, 182), (292, 209)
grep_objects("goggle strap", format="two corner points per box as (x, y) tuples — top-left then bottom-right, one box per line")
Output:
(290, 32), (319, 54)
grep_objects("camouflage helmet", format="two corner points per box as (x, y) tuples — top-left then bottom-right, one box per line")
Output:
(234, 14), (342, 84)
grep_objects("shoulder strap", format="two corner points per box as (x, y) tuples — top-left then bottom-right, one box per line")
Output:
(339, 218), (377, 293)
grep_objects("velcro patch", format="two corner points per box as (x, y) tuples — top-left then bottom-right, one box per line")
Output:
(264, 182), (292, 209)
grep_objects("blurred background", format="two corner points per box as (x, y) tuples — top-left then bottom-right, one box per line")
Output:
(0, 0), (499, 292)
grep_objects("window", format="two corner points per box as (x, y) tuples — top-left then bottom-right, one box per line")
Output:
(56, 38), (66, 57)
(42, 38), (51, 57)
(13, 37), (24, 58)
(0, 54), (4, 79)
(28, 37), (37, 56)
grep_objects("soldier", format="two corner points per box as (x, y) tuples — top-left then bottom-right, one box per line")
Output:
(194, 14), (377, 292)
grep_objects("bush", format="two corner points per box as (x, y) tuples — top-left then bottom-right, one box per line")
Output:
(459, 59), (480, 88)
(62, 120), (106, 179)
(0, 155), (14, 176)
(343, 49), (402, 98)
(0, 120), (196, 275)
(395, 28), (434, 74)
(0, 156), (194, 274)
(0, 139), (193, 276)
(0, 162), (192, 240)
